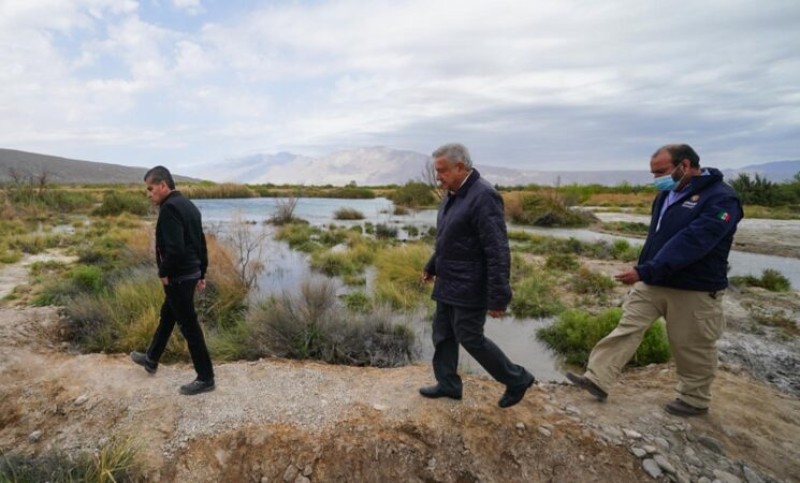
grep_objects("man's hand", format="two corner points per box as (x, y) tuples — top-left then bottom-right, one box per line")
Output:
(197, 279), (206, 292)
(614, 268), (640, 285)
(420, 271), (434, 284)
(488, 309), (506, 318)
(160, 276), (169, 286)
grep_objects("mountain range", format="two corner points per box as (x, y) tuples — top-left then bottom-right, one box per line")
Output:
(1, 147), (798, 187)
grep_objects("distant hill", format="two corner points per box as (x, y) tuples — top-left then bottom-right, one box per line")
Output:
(735, 160), (800, 182)
(201, 146), (799, 187)
(0, 149), (199, 185)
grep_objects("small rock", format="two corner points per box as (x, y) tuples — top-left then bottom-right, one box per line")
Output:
(684, 447), (696, 457)
(630, 447), (647, 458)
(302, 465), (312, 477)
(261, 478), (269, 483)
(540, 423), (554, 431)
(686, 454), (703, 468)
(603, 426), (624, 439)
(642, 445), (658, 454)
(293, 477), (310, 483)
(372, 403), (388, 411)
(697, 477), (711, 483)
(623, 429), (642, 439)
(675, 471), (691, 483)
(74, 394), (89, 406)
(565, 405), (581, 416)
(642, 459), (662, 479)
(654, 437), (670, 449)
(713, 469), (742, 483)
(654, 454), (676, 474)
(283, 465), (298, 482)
(741, 466), (763, 483)
(516, 422), (526, 431)
(698, 435), (725, 455)
(537, 427), (552, 437)
(28, 430), (43, 443)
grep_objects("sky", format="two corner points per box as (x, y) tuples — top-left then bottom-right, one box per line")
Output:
(1, 0), (798, 174)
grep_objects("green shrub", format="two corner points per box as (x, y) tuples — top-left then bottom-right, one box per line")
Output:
(70, 265), (104, 294)
(611, 239), (640, 262)
(507, 193), (597, 227)
(238, 279), (416, 367)
(375, 223), (398, 239)
(0, 248), (22, 264)
(341, 291), (372, 313)
(374, 243), (432, 310)
(333, 207), (365, 220)
(389, 181), (437, 208)
(537, 308), (671, 366)
(403, 225), (420, 237)
(510, 275), (563, 318)
(92, 191), (149, 216)
(570, 267), (615, 295)
(730, 269), (792, 292)
(545, 253), (580, 271)
(601, 221), (650, 236)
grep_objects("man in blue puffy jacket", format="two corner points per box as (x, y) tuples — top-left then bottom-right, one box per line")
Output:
(419, 143), (536, 408)
(567, 144), (743, 417)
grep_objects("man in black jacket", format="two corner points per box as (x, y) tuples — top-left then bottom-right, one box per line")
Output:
(420, 143), (535, 408)
(130, 166), (215, 396)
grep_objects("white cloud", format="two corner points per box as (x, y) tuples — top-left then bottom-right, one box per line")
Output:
(0, 0), (798, 168)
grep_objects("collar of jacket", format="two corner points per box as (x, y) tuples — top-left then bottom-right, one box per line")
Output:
(159, 190), (180, 206)
(448, 169), (481, 198)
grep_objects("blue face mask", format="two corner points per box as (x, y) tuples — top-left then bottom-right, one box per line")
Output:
(653, 173), (678, 191)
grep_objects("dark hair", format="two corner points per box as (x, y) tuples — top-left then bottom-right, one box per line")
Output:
(654, 144), (700, 168)
(144, 165), (176, 190)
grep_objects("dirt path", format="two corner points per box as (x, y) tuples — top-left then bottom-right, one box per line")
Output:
(0, 303), (798, 482)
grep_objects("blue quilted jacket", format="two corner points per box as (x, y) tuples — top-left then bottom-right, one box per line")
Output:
(424, 169), (512, 310)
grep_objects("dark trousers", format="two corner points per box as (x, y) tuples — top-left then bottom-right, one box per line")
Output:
(147, 278), (214, 382)
(432, 302), (530, 392)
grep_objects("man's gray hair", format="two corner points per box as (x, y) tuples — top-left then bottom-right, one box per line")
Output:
(432, 143), (473, 169)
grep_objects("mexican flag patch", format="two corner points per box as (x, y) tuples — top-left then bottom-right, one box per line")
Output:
(717, 211), (731, 222)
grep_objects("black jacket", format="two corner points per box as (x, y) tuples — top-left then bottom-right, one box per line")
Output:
(636, 168), (742, 291)
(424, 169), (512, 310)
(155, 191), (208, 280)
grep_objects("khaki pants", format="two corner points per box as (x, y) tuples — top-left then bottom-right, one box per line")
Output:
(584, 282), (725, 408)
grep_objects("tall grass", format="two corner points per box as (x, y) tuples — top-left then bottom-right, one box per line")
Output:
(333, 207), (365, 220)
(505, 192), (597, 227)
(182, 183), (257, 199)
(233, 279), (416, 367)
(537, 308), (671, 366)
(0, 437), (138, 483)
(373, 243), (432, 310)
(92, 191), (149, 216)
(730, 269), (792, 292)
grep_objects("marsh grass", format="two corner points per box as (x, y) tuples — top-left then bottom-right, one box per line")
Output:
(600, 221), (650, 237)
(92, 191), (149, 216)
(730, 269), (792, 292)
(509, 230), (641, 262)
(545, 253), (580, 271)
(333, 207), (365, 220)
(0, 437), (138, 483)
(505, 192), (597, 227)
(236, 279), (416, 367)
(373, 243), (432, 310)
(537, 308), (671, 367)
(570, 266), (615, 296)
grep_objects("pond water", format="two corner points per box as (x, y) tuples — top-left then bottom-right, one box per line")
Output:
(194, 197), (800, 382)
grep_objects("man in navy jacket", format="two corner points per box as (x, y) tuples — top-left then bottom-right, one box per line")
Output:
(419, 143), (535, 408)
(567, 144), (743, 416)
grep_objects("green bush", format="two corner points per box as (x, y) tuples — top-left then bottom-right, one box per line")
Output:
(508, 193), (597, 227)
(341, 291), (372, 313)
(570, 267), (615, 295)
(389, 181), (437, 208)
(238, 279), (416, 367)
(374, 243), (432, 309)
(70, 265), (104, 294)
(92, 191), (149, 216)
(537, 308), (671, 367)
(510, 275), (563, 318)
(730, 269), (792, 292)
(545, 253), (580, 271)
(375, 223), (398, 239)
(333, 207), (365, 220)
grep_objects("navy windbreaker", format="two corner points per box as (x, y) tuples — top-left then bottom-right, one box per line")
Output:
(635, 168), (743, 292)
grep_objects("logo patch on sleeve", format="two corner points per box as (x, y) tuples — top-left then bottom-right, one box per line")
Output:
(717, 211), (731, 222)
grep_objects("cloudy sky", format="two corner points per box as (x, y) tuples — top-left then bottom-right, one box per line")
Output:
(1, 0), (798, 173)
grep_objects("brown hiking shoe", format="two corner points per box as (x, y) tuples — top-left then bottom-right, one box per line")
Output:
(566, 372), (608, 401)
(664, 399), (708, 417)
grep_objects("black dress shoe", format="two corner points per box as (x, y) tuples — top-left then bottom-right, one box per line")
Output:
(131, 351), (157, 374)
(498, 374), (536, 408)
(419, 385), (462, 400)
(566, 372), (607, 401)
(179, 379), (215, 396)
(664, 398), (708, 417)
